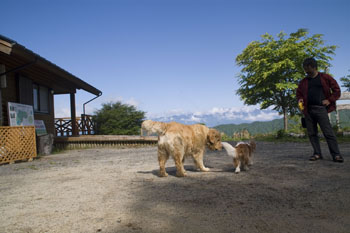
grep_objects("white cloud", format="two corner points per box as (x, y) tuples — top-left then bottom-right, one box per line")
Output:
(208, 105), (257, 115)
(147, 109), (189, 119)
(245, 111), (280, 122)
(190, 115), (202, 122)
(54, 107), (71, 118)
(92, 95), (140, 107)
(125, 98), (139, 107)
(148, 105), (282, 126)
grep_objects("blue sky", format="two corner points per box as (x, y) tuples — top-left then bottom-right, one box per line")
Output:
(2, 0), (350, 123)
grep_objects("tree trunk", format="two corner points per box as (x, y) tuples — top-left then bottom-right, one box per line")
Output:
(283, 108), (288, 131)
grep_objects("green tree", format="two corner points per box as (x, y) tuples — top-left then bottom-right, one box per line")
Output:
(93, 101), (146, 135)
(235, 29), (336, 131)
(340, 70), (350, 91)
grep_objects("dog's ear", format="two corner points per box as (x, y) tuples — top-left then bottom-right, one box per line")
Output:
(207, 129), (222, 150)
(248, 139), (256, 152)
(207, 129), (215, 143)
(207, 129), (221, 142)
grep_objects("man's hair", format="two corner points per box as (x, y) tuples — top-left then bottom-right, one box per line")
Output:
(303, 57), (318, 69)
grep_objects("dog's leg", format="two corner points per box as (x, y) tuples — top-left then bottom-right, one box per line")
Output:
(242, 164), (249, 171)
(243, 156), (249, 171)
(193, 151), (210, 172)
(233, 158), (241, 173)
(248, 158), (253, 166)
(158, 149), (169, 177)
(248, 149), (253, 166)
(174, 152), (187, 177)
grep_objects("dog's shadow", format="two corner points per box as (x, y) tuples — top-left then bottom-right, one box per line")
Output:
(138, 165), (199, 177)
(137, 165), (236, 177)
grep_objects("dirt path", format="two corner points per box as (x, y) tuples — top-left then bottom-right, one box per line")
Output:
(0, 142), (349, 233)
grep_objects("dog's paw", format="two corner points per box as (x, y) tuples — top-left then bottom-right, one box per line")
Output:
(159, 172), (168, 177)
(235, 167), (241, 174)
(176, 172), (187, 177)
(201, 167), (210, 172)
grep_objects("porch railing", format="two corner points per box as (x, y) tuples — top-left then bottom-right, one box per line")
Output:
(55, 114), (95, 136)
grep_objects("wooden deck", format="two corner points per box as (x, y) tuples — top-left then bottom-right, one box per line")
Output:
(54, 135), (158, 150)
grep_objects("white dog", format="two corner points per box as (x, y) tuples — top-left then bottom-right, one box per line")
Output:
(221, 141), (256, 173)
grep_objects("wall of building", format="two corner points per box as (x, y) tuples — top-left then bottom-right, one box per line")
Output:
(34, 93), (55, 135)
(0, 69), (55, 135)
(1, 71), (17, 126)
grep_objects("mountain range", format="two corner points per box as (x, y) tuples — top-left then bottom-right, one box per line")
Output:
(149, 108), (350, 135)
(150, 107), (281, 127)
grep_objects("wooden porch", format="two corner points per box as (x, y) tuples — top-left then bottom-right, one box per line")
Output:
(54, 135), (158, 150)
(55, 114), (95, 136)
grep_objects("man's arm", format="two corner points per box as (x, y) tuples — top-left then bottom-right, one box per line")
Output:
(327, 75), (341, 102)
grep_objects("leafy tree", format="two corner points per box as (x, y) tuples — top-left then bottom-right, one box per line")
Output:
(93, 101), (146, 135)
(340, 70), (350, 91)
(235, 28), (336, 131)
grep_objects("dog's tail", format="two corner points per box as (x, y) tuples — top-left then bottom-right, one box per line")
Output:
(141, 120), (167, 135)
(221, 142), (237, 158)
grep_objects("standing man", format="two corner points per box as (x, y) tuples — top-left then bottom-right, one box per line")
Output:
(296, 57), (344, 162)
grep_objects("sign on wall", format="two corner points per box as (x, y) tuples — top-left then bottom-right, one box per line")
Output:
(34, 120), (47, 136)
(7, 102), (34, 126)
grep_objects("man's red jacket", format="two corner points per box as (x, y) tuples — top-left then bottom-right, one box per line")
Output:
(296, 72), (341, 115)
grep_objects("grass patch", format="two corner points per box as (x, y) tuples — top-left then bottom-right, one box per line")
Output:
(51, 147), (67, 154)
(28, 165), (38, 170)
(336, 135), (350, 143)
(226, 129), (350, 144)
(254, 132), (350, 143)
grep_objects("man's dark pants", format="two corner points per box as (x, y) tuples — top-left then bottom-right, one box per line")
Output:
(305, 105), (340, 158)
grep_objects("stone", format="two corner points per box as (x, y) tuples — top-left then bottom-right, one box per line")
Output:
(37, 133), (54, 155)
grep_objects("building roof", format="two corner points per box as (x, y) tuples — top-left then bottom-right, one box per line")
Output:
(0, 34), (102, 96)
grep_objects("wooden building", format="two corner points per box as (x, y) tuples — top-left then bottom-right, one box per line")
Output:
(0, 34), (102, 136)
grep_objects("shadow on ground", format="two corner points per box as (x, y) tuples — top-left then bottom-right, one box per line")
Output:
(106, 142), (350, 233)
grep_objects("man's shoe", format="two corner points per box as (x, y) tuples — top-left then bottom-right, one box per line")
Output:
(333, 155), (344, 163)
(309, 154), (323, 161)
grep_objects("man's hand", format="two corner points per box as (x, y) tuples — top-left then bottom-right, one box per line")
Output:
(322, 99), (330, 106)
(298, 99), (304, 111)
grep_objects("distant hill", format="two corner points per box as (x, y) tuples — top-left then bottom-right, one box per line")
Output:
(214, 118), (284, 136)
(214, 109), (350, 136)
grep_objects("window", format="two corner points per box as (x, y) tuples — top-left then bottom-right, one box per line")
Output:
(33, 84), (39, 111)
(39, 86), (49, 112)
(18, 75), (33, 105)
(33, 84), (50, 113)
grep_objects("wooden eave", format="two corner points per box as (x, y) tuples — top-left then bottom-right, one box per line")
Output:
(0, 36), (101, 96)
(0, 39), (12, 55)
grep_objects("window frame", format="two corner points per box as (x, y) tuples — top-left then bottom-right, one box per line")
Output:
(32, 83), (50, 114)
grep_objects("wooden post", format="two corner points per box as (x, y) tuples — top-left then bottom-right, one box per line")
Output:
(335, 108), (340, 130)
(0, 64), (4, 126)
(0, 89), (2, 126)
(70, 93), (78, 136)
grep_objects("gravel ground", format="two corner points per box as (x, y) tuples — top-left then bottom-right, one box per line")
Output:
(0, 141), (349, 233)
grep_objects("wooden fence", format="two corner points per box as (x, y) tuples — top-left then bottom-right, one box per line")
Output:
(0, 126), (37, 164)
(332, 92), (350, 129)
(55, 114), (95, 136)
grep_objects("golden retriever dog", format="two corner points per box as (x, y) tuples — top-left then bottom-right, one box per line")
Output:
(221, 141), (256, 174)
(141, 120), (166, 136)
(141, 120), (222, 177)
